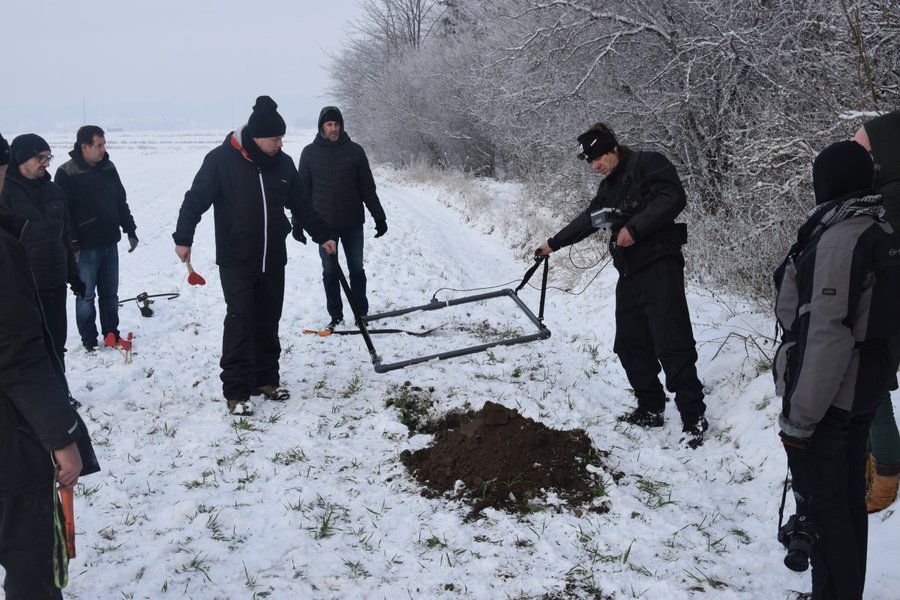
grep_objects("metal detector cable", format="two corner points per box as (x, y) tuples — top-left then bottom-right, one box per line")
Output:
(431, 245), (613, 301)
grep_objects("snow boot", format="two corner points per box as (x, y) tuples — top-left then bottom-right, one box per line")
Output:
(226, 398), (254, 416)
(680, 416), (709, 449)
(252, 385), (290, 402)
(326, 316), (343, 331)
(617, 408), (664, 428)
(866, 460), (900, 513)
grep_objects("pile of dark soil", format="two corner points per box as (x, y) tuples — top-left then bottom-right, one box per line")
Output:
(401, 400), (616, 519)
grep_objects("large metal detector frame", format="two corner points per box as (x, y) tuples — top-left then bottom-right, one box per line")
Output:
(331, 254), (551, 373)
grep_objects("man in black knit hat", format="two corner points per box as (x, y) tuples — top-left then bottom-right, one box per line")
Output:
(1, 134), (84, 370)
(298, 106), (387, 330)
(535, 123), (708, 448)
(774, 139), (900, 598)
(174, 96), (336, 416)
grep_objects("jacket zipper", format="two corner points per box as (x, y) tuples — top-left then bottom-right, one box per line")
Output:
(258, 169), (268, 273)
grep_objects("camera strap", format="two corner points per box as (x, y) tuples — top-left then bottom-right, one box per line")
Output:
(778, 463), (790, 533)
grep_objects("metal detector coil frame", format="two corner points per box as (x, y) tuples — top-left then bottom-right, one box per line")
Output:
(331, 254), (551, 373)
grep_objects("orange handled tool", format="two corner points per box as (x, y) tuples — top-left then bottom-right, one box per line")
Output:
(186, 262), (206, 286)
(60, 488), (76, 558)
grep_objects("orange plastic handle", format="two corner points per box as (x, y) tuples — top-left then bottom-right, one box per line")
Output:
(60, 488), (76, 558)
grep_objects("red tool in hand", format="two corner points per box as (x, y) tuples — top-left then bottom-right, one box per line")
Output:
(186, 262), (206, 286)
(60, 488), (76, 558)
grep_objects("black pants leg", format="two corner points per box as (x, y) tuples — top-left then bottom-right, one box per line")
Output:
(219, 267), (259, 400)
(802, 406), (873, 600)
(38, 286), (68, 372)
(0, 484), (63, 600)
(614, 258), (705, 418)
(253, 268), (285, 389)
(615, 275), (667, 412)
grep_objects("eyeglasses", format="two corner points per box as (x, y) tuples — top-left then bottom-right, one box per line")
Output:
(36, 154), (54, 165)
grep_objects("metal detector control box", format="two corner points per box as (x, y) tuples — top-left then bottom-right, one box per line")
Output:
(590, 207), (625, 230)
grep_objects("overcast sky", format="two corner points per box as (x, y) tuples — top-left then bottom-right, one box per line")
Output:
(1, 0), (364, 133)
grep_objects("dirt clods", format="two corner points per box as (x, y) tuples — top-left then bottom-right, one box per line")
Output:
(401, 400), (614, 519)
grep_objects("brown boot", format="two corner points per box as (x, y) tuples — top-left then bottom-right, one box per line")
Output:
(866, 465), (900, 513)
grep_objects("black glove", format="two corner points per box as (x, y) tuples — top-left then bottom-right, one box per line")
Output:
(374, 220), (388, 238)
(69, 277), (86, 298)
(292, 226), (307, 245)
(127, 233), (139, 253)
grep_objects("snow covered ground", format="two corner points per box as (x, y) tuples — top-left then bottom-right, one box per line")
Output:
(4, 129), (898, 599)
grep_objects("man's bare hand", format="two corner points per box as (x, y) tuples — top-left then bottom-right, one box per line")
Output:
(321, 240), (337, 255)
(53, 442), (82, 490)
(616, 228), (635, 247)
(175, 245), (192, 263)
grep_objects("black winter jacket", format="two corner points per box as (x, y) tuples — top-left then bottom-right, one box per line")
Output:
(0, 167), (78, 290)
(548, 150), (688, 276)
(0, 205), (82, 497)
(173, 129), (332, 273)
(298, 131), (385, 230)
(55, 147), (136, 249)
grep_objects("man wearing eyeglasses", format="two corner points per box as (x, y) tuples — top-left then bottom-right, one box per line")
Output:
(0, 134), (84, 370)
(55, 126), (137, 352)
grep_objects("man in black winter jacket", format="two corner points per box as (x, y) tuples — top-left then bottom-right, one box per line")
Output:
(55, 126), (137, 352)
(536, 123), (707, 448)
(773, 140), (900, 599)
(0, 133), (8, 194)
(298, 106), (387, 330)
(174, 96), (336, 416)
(1, 134), (85, 370)
(0, 197), (99, 599)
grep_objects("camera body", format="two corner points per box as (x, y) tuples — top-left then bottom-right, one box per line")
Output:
(590, 207), (626, 230)
(778, 514), (818, 572)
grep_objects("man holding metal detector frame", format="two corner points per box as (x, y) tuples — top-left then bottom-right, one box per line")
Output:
(535, 123), (708, 448)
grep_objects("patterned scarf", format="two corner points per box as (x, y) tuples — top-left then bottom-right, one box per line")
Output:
(774, 193), (884, 284)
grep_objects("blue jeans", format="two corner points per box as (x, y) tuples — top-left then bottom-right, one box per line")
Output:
(319, 224), (367, 319)
(75, 244), (120, 345)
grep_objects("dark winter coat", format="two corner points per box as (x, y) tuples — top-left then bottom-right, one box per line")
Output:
(0, 165), (78, 290)
(173, 129), (332, 273)
(55, 147), (136, 249)
(773, 192), (900, 439)
(548, 150), (688, 276)
(298, 131), (385, 230)
(865, 110), (900, 224)
(0, 205), (82, 497)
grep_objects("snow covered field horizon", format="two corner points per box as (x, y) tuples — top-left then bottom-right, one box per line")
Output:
(3, 129), (898, 599)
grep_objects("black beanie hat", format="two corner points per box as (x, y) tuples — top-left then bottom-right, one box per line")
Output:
(576, 123), (618, 161)
(11, 133), (51, 165)
(247, 95), (286, 138)
(0, 133), (9, 166)
(318, 106), (344, 131)
(812, 140), (874, 205)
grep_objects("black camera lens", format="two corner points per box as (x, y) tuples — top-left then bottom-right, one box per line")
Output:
(784, 544), (811, 572)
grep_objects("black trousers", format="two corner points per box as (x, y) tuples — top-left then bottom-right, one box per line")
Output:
(613, 257), (705, 421)
(38, 286), (68, 371)
(218, 267), (285, 400)
(0, 484), (63, 600)
(785, 405), (874, 600)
